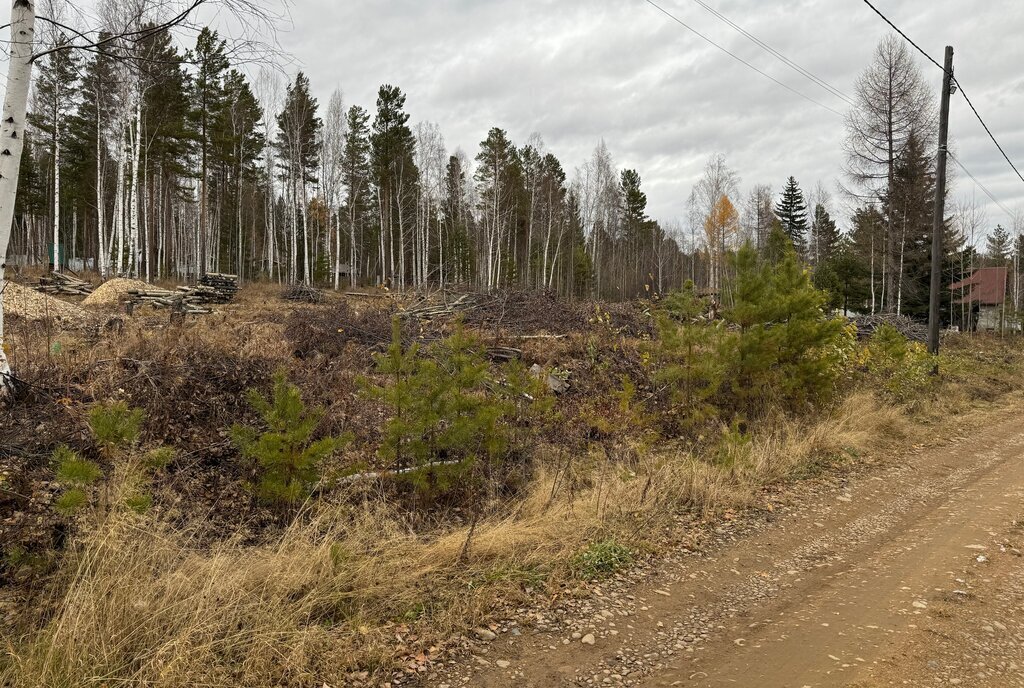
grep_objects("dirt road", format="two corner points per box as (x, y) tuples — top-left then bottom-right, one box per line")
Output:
(436, 408), (1024, 687)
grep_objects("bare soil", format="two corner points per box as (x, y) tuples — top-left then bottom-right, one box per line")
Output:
(434, 399), (1024, 687)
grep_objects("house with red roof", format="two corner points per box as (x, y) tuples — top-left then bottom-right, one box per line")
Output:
(949, 267), (1011, 332)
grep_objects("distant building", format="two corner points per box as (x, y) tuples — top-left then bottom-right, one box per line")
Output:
(950, 267), (1014, 332)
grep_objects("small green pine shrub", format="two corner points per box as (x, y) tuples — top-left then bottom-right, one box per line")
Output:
(123, 492), (154, 514)
(54, 489), (89, 517)
(865, 324), (935, 402)
(143, 447), (175, 471)
(88, 401), (143, 453)
(653, 283), (728, 433)
(713, 421), (752, 471)
(363, 320), (543, 500)
(727, 237), (853, 414)
(232, 371), (350, 508)
(570, 539), (634, 580)
(52, 445), (102, 516)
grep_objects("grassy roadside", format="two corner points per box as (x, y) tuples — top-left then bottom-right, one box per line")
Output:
(3, 333), (1022, 687)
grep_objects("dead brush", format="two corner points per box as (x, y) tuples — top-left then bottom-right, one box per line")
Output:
(0, 388), (984, 686)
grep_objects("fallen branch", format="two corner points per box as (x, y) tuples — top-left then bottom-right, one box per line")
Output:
(338, 460), (465, 484)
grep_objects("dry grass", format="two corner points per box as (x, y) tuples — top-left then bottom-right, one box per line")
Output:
(2, 289), (1021, 687)
(0, 391), (918, 687)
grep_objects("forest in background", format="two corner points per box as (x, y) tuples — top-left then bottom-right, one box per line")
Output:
(9, 19), (1024, 320)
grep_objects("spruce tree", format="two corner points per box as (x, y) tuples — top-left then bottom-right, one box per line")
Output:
(774, 176), (808, 256)
(884, 133), (938, 318)
(986, 225), (1012, 265)
(810, 203), (840, 265)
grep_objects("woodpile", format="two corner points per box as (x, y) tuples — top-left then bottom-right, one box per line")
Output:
(127, 274), (238, 315)
(34, 273), (93, 296)
(198, 273), (238, 303)
(282, 284), (325, 303)
(851, 314), (927, 343)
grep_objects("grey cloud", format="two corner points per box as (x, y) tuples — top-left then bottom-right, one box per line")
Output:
(274, 0), (1022, 230)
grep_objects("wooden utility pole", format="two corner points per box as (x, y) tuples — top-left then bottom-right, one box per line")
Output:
(928, 45), (954, 358)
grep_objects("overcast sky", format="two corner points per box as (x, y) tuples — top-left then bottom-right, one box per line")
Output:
(263, 0), (1022, 237)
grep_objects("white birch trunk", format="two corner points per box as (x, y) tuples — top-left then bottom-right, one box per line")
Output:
(95, 113), (106, 277)
(52, 116), (59, 272)
(128, 97), (141, 277)
(0, 0), (36, 393)
(113, 124), (126, 275)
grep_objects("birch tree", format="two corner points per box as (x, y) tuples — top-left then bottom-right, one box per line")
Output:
(320, 88), (344, 288)
(0, 0), (36, 394)
(687, 154), (739, 292)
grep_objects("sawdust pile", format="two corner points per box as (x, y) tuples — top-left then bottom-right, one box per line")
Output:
(82, 278), (150, 306)
(3, 281), (89, 324)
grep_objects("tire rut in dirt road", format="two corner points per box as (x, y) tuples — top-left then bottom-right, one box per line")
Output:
(435, 414), (1024, 688)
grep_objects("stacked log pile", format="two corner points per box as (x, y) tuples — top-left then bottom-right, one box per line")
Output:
(34, 273), (93, 296)
(198, 273), (238, 303)
(127, 274), (238, 315)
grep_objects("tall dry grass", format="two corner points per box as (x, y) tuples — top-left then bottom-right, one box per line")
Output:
(0, 392), (912, 687)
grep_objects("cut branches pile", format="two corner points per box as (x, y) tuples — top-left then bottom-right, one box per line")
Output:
(851, 314), (927, 343)
(282, 284), (325, 304)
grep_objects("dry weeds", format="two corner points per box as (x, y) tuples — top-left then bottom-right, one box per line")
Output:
(1, 284), (1021, 687)
(0, 392), (917, 687)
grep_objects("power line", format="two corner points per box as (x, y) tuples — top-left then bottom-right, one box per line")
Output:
(861, 0), (1024, 189)
(949, 152), (1016, 220)
(643, 0), (844, 117)
(860, 0), (945, 71)
(685, 0), (855, 107)
(956, 84), (1024, 187)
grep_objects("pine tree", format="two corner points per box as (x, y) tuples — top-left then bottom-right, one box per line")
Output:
(728, 239), (849, 412)
(276, 72), (321, 284)
(64, 40), (119, 274)
(654, 283), (726, 433)
(217, 69), (264, 273)
(475, 127), (519, 290)
(371, 84), (417, 288)
(364, 321), (512, 499)
(191, 28), (230, 274)
(232, 371), (348, 509)
(342, 104), (372, 287)
(774, 176), (808, 256)
(31, 34), (80, 271)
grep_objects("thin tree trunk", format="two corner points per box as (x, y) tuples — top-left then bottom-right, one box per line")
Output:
(52, 115), (60, 272)
(0, 0), (35, 391)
